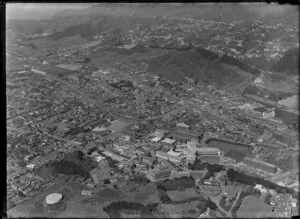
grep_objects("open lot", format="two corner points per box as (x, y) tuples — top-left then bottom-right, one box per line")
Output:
(237, 195), (274, 218)
(201, 185), (222, 197)
(158, 200), (202, 218)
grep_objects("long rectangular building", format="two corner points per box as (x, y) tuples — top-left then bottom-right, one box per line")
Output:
(156, 151), (182, 163)
(189, 147), (221, 156)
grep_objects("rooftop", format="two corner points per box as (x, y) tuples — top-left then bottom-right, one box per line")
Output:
(161, 138), (176, 144)
(151, 136), (163, 142)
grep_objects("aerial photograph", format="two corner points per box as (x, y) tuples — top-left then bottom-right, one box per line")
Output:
(5, 2), (299, 218)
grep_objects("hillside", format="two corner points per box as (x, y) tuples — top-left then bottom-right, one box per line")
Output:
(148, 48), (253, 94)
(273, 47), (299, 75)
(7, 19), (51, 36)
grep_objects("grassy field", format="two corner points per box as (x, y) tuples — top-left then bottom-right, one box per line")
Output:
(158, 200), (202, 218)
(7, 182), (87, 218)
(237, 195), (274, 218)
(201, 185), (222, 197)
(223, 185), (242, 199)
(167, 188), (199, 202)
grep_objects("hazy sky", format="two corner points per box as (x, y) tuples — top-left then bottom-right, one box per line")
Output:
(6, 3), (97, 20)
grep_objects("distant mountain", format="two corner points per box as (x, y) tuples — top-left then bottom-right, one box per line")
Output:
(7, 19), (51, 36)
(7, 3), (298, 37)
(273, 47), (299, 75)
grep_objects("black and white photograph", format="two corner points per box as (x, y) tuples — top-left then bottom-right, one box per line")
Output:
(5, 2), (299, 218)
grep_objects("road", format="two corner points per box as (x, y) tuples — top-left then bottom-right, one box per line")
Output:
(266, 168), (299, 182)
(230, 190), (242, 218)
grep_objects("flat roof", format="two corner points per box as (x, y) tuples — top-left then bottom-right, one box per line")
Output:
(161, 138), (176, 144)
(196, 147), (220, 152)
(156, 151), (181, 160)
(167, 150), (182, 157)
(151, 136), (163, 142)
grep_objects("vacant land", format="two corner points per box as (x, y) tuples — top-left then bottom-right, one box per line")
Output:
(237, 195), (273, 218)
(221, 184), (244, 200)
(158, 200), (202, 218)
(167, 188), (199, 202)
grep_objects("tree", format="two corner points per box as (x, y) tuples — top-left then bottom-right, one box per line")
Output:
(103, 179), (111, 184)
(264, 193), (272, 205)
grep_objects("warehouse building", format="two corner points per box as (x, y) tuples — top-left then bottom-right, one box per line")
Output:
(156, 151), (182, 163)
(161, 138), (176, 146)
(189, 146), (221, 156)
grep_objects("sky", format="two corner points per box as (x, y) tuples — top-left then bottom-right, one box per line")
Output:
(6, 3), (97, 20)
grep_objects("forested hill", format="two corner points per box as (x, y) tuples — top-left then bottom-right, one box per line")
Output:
(273, 47), (299, 75)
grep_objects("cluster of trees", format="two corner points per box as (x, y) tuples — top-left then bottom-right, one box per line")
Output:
(156, 176), (195, 191)
(103, 201), (158, 218)
(272, 47), (299, 75)
(219, 194), (237, 212)
(220, 55), (261, 75)
(264, 193), (272, 205)
(51, 160), (90, 179)
(188, 159), (225, 178)
(226, 169), (299, 199)
(156, 188), (172, 203)
(196, 47), (219, 60)
(196, 197), (218, 214)
(63, 150), (98, 171)
(49, 23), (94, 41)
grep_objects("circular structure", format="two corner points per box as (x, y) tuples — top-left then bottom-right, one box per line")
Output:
(45, 193), (63, 205)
